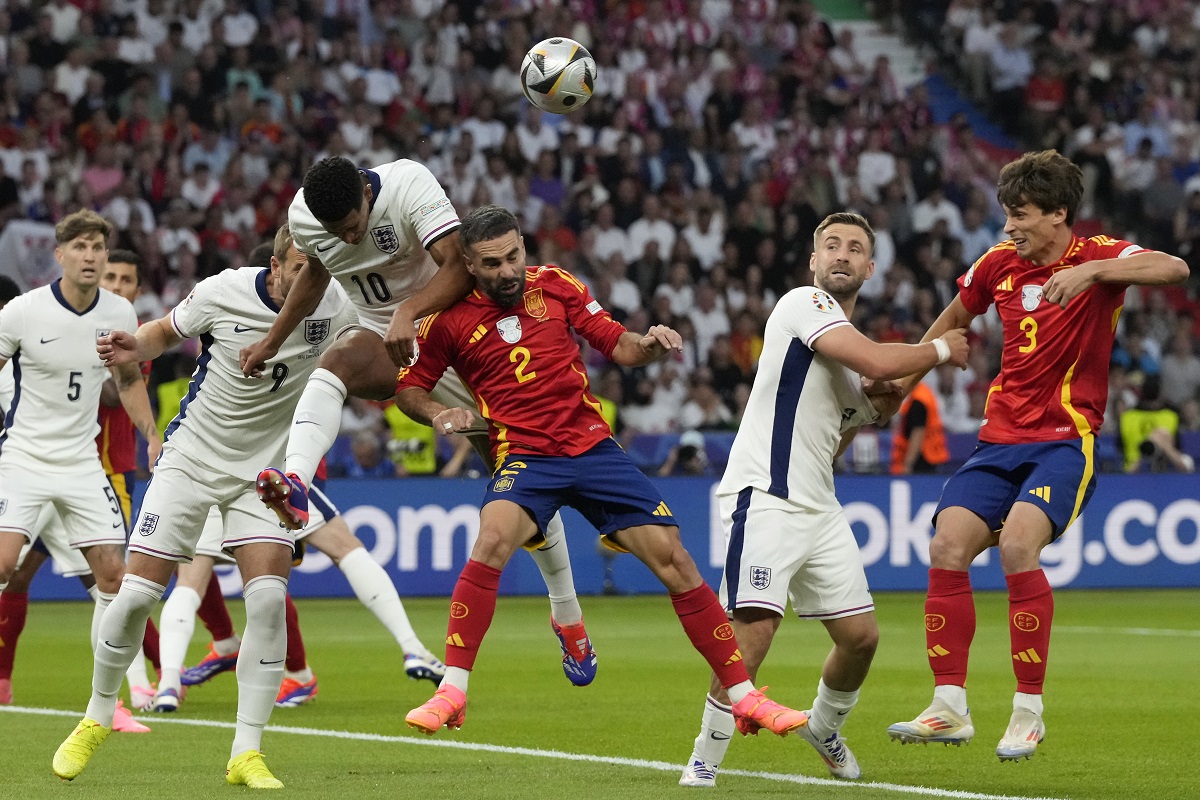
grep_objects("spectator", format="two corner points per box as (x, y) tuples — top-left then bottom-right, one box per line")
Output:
(345, 430), (400, 479)
(1159, 331), (1200, 410)
(891, 375), (950, 475)
(1119, 375), (1195, 473)
(657, 429), (715, 477)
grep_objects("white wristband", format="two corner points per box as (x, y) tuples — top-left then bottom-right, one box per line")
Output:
(932, 338), (951, 365)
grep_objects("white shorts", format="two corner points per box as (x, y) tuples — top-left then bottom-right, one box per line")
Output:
(129, 450), (295, 562)
(18, 505), (92, 578)
(717, 488), (873, 620)
(0, 458), (126, 550)
(193, 482), (337, 561)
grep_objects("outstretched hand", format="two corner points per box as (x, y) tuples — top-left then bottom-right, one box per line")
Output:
(97, 330), (140, 366)
(640, 325), (683, 359)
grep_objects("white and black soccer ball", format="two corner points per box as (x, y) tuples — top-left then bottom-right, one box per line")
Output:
(520, 37), (597, 115)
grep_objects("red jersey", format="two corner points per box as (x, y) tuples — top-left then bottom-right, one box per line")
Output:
(397, 267), (627, 468)
(958, 234), (1147, 443)
(96, 360), (150, 475)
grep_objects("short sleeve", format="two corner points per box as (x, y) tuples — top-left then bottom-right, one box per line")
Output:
(397, 311), (454, 393)
(169, 275), (224, 339)
(776, 288), (851, 348)
(287, 192), (327, 257)
(0, 297), (24, 360)
(551, 268), (627, 357)
(957, 249), (998, 316)
(403, 162), (460, 248)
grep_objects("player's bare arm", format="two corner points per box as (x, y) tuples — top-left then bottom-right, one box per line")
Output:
(386, 231), (474, 369)
(609, 325), (684, 366)
(893, 296), (977, 394)
(99, 379), (120, 408)
(111, 359), (162, 468)
(240, 254), (332, 377)
(394, 385), (476, 434)
(98, 315), (183, 366)
(1042, 250), (1189, 308)
(814, 323), (969, 384)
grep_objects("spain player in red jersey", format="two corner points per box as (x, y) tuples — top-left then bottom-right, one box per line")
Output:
(396, 205), (807, 739)
(886, 151), (1188, 760)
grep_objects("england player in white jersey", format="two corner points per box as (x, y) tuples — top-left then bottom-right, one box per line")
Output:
(237, 156), (598, 686)
(148, 238), (446, 716)
(53, 228), (356, 789)
(679, 213), (969, 787)
(0, 211), (160, 689)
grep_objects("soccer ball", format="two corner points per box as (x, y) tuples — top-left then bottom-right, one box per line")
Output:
(520, 37), (597, 114)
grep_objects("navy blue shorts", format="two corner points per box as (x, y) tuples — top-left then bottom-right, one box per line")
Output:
(936, 437), (1096, 540)
(483, 438), (677, 549)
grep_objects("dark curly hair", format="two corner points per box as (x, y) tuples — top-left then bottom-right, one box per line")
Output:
(459, 204), (521, 253)
(997, 150), (1083, 226)
(302, 157), (364, 224)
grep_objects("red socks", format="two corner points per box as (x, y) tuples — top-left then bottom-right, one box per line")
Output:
(141, 616), (161, 671)
(926, 569), (975, 687)
(444, 560), (502, 671)
(197, 575), (236, 642)
(671, 584), (750, 688)
(284, 593), (307, 672)
(1006, 569), (1053, 694)
(0, 591), (29, 679)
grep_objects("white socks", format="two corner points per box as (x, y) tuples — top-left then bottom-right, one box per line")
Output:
(86, 575), (165, 726)
(530, 512), (582, 626)
(232, 574), (288, 759)
(806, 678), (860, 739)
(934, 684), (969, 716)
(690, 694), (735, 766)
(285, 369), (347, 486)
(1014, 691), (1043, 715)
(339, 547), (428, 656)
(158, 586), (202, 694)
(91, 590), (117, 653)
(443, 666), (469, 693)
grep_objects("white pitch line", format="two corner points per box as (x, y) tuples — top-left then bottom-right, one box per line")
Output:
(5, 705), (1064, 800)
(1057, 626), (1200, 638)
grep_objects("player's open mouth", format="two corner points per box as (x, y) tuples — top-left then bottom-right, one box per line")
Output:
(1012, 238), (1027, 248)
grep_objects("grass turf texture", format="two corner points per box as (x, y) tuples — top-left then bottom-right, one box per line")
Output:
(3, 590), (1196, 799)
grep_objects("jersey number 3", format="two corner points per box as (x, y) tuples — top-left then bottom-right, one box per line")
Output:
(1019, 317), (1038, 354)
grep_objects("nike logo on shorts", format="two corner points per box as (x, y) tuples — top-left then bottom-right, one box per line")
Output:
(316, 242), (337, 253)
(234, 324), (254, 333)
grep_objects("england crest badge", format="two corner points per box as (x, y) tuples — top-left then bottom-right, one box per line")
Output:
(137, 513), (160, 537)
(497, 315), (522, 344)
(305, 318), (331, 344)
(1021, 284), (1043, 311)
(750, 566), (771, 590)
(371, 225), (399, 254)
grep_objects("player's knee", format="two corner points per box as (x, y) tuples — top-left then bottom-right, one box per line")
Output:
(928, 530), (975, 569)
(470, 526), (518, 567)
(852, 626), (880, 662)
(997, 536), (1040, 573)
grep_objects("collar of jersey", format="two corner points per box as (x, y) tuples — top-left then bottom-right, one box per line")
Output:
(360, 168), (382, 213)
(255, 268), (281, 313)
(51, 278), (100, 316)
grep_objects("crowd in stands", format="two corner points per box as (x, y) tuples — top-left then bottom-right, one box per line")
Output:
(0, 0), (1197, 478)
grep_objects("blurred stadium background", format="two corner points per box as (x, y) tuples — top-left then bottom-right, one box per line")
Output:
(1, 0), (1197, 797)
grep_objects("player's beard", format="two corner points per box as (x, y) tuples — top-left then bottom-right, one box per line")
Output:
(485, 274), (526, 307)
(817, 270), (864, 301)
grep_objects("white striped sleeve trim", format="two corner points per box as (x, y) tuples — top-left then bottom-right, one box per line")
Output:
(804, 318), (850, 348)
(421, 218), (460, 248)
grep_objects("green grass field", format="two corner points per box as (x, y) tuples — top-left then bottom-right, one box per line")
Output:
(3, 590), (1196, 799)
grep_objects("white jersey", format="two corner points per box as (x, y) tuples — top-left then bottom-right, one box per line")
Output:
(164, 267), (356, 481)
(718, 287), (878, 511)
(288, 159), (460, 333)
(0, 282), (137, 467)
(0, 361), (12, 417)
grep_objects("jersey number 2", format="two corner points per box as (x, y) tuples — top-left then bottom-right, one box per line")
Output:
(1019, 317), (1037, 353)
(509, 347), (537, 384)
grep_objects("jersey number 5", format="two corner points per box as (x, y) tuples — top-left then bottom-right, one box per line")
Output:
(509, 347), (537, 384)
(67, 371), (83, 401)
(1019, 317), (1037, 354)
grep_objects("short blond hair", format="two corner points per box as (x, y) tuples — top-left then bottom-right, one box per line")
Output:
(274, 225), (295, 259)
(55, 209), (112, 245)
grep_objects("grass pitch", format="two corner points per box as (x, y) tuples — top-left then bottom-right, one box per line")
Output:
(3, 590), (1196, 799)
